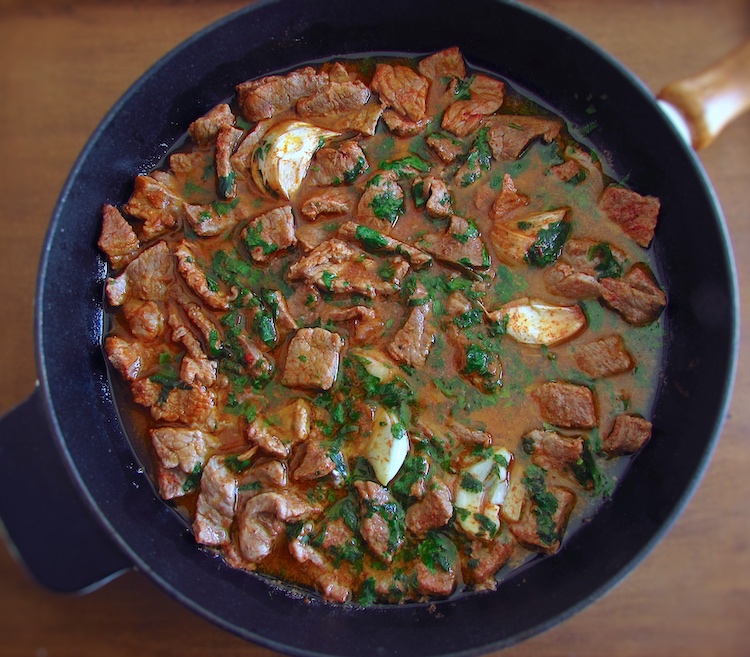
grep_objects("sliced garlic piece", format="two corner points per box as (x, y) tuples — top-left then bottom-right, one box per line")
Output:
(365, 405), (409, 486)
(500, 464), (526, 523)
(498, 298), (586, 346)
(251, 120), (339, 199)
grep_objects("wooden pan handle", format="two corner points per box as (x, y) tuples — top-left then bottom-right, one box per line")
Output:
(658, 40), (750, 150)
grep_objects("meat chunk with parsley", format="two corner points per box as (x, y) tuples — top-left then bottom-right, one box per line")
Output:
(98, 204), (140, 269)
(574, 335), (634, 379)
(300, 188), (353, 221)
(413, 176), (453, 219)
(486, 115), (562, 160)
(151, 427), (217, 499)
(237, 67), (329, 122)
(355, 480), (405, 563)
(297, 79), (371, 118)
(523, 429), (584, 475)
(600, 264), (666, 325)
(464, 538), (513, 590)
(603, 414), (653, 455)
(281, 327), (344, 391)
(426, 132), (464, 164)
(131, 378), (217, 428)
(405, 478), (453, 535)
(337, 221), (432, 268)
(188, 103), (235, 145)
(418, 46), (466, 81)
(382, 109), (431, 136)
(421, 215), (489, 272)
(544, 261), (602, 299)
(310, 140), (368, 186)
(106, 240), (176, 307)
(370, 63), (429, 123)
(242, 205), (297, 263)
(387, 284), (435, 368)
(174, 240), (238, 310)
(599, 185), (660, 248)
(532, 381), (597, 429)
(441, 74), (505, 137)
(355, 171), (405, 234)
(510, 482), (575, 554)
(123, 172), (184, 240)
(214, 125), (244, 199)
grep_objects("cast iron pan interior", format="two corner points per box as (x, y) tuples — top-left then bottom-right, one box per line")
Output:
(35, 0), (737, 655)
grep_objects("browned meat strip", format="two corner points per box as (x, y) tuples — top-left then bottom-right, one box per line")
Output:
(405, 478), (453, 535)
(564, 238), (626, 277)
(104, 335), (144, 381)
(465, 539), (513, 589)
(337, 221), (432, 268)
(131, 379), (217, 428)
(183, 201), (240, 237)
(292, 440), (335, 481)
(510, 486), (575, 554)
(574, 335), (634, 378)
(246, 419), (289, 459)
(157, 466), (189, 500)
(354, 480), (404, 562)
(370, 64), (429, 122)
(489, 173), (529, 223)
(310, 140), (368, 186)
(98, 204), (140, 269)
(324, 305), (378, 344)
(300, 188), (352, 221)
(123, 173), (184, 240)
(381, 109), (430, 136)
(229, 120), (271, 174)
(600, 264), (666, 325)
(236, 67), (329, 122)
(523, 429), (584, 474)
(387, 284), (435, 368)
(281, 327), (344, 391)
(544, 261), (602, 299)
(318, 572), (352, 604)
(418, 47), (466, 81)
(188, 103), (235, 145)
(426, 133), (464, 163)
(312, 102), (385, 137)
(355, 171), (405, 234)
(214, 125), (244, 199)
(532, 381), (597, 429)
(550, 159), (584, 182)
(166, 302), (208, 361)
(180, 355), (218, 387)
(297, 80), (371, 117)
(599, 185), (660, 248)
(416, 562), (456, 597)
(174, 240), (238, 310)
(193, 456), (238, 546)
(486, 115), (562, 160)
(242, 205), (297, 263)
(122, 300), (165, 343)
(169, 150), (209, 175)
(446, 417), (492, 446)
(413, 176), (453, 219)
(441, 74), (505, 137)
(151, 427), (216, 482)
(105, 240), (175, 307)
(240, 459), (288, 489)
(420, 215), (489, 272)
(603, 414), (653, 455)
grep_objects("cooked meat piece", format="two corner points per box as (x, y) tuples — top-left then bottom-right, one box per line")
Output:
(446, 417), (492, 446)
(564, 238), (626, 278)
(318, 572), (352, 604)
(523, 429), (584, 473)
(297, 80), (371, 117)
(123, 173), (184, 240)
(405, 478), (453, 535)
(418, 47), (466, 81)
(122, 300), (165, 343)
(426, 132), (464, 163)
(169, 150), (209, 175)
(192, 456), (238, 546)
(281, 327), (344, 391)
(105, 240), (175, 307)
(174, 294), (222, 347)
(370, 63), (429, 122)
(151, 427), (216, 475)
(157, 465), (189, 500)
(486, 115), (562, 160)
(104, 335), (144, 381)
(242, 205), (297, 263)
(246, 419), (289, 459)
(300, 188), (353, 221)
(296, 223), (331, 252)
(229, 119), (271, 174)
(599, 185), (660, 248)
(98, 204), (140, 269)
(174, 240), (238, 310)
(325, 305), (379, 344)
(600, 264), (666, 325)
(544, 261), (602, 299)
(444, 290), (472, 318)
(355, 171), (405, 234)
(183, 201), (242, 237)
(287, 238), (400, 298)
(288, 522), (325, 567)
(320, 517), (354, 552)
(355, 480), (404, 562)
(489, 173), (529, 222)
(421, 215), (489, 272)
(240, 459), (288, 489)
(262, 289), (297, 335)
(416, 562), (456, 597)
(214, 125), (244, 199)
(381, 109), (430, 136)
(465, 538), (513, 589)
(311, 102), (385, 137)
(532, 381), (597, 429)
(188, 103), (235, 145)
(441, 74), (505, 137)
(166, 302), (205, 361)
(236, 67), (329, 122)
(550, 158), (584, 182)
(603, 414), (653, 455)
(574, 335), (634, 379)
(413, 176), (453, 218)
(238, 332), (275, 384)
(510, 486), (575, 554)
(310, 140), (368, 186)
(292, 440), (335, 481)
(387, 285), (435, 368)
(131, 379), (217, 428)
(337, 221), (432, 268)
(180, 355), (218, 387)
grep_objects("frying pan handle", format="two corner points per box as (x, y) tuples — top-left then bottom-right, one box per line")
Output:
(0, 390), (132, 593)
(658, 39), (750, 149)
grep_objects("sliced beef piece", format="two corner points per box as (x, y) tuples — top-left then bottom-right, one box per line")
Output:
(236, 67), (329, 122)
(318, 572), (352, 604)
(415, 562), (456, 598)
(240, 459), (288, 490)
(446, 417), (492, 446)
(370, 63), (429, 122)
(465, 538), (513, 590)
(131, 379), (217, 428)
(281, 327), (344, 391)
(441, 74), (505, 137)
(510, 486), (575, 554)
(297, 79), (371, 117)
(169, 150), (209, 175)
(300, 188), (353, 221)
(123, 173), (184, 240)
(486, 115), (562, 160)
(214, 125), (244, 199)
(532, 381), (597, 429)
(287, 238), (400, 297)
(237, 491), (318, 562)
(262, 289), (298, 335)
(523, 429), (584, 474)
(387, 284), (435, 368)
(104, 335), (144, 381)
(229, 119), (271, 174)
(413, 176), (453, 219)
(488, 174), (529, 224)
(242, 205), (297, 263)
(311, 102), (385, 137)
(426, 132), (464, 164)
(174, 240), (238, 311)
(105, 240), (175, 307)
(603, 414), (653, 455)
(418, 47), (466, 81)
(382, 109), (430, 136)
(310, 140), (368, 186)
(321, 517), (354, 551)
(550, 158), (584, 182)
(291, 440), (336, 481)
(354, 480), (405, 563)
(325, 305), (379, 344)
(574, 335), (634, 379)
(165, 303), (205, 362)
(564, 238), (626, 278)
(98, 204), (140, 269)
(544, 261), (602, 299)
(157, 465), (189, 500)
(296, 223), (332, 253)
(600, 264), (666, 325)
(188, 103), (235, 145)
(420, 215), (489, 272)
(246, 419), (289, 459)
(174, 293), (222, 347)
(599, 185), (660, 248)
(355, 171), (405, 234)
(337, 221), (432, 268)
(151, 427), (216, 480)
(192, 456), (238, 546)
(122, 300), (165, 343)
(288, 522), (325, 567)
(183, 201), (241, 237)
(405, 478), (453, 535)
(179, 355), (218, 387)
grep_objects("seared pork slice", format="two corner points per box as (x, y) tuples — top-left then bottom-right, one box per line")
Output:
(151, 427), (216, 476)
(416, 562), (456, 598)
(183, 201), (241, 237)
(165, 303), (204, 361)
(510, 485), (575, 554)
(281, 327), (344, 391)
(574, 335), (634, 379)
(169, 151), (209, 175)
(355, 171), (405, 234)
(318, 572), (352, 604)
(427, 132), (464, 163)
(337, 221), (432, 268)
(105, 240), (175, 307)
(325, 305), (378, 344)
(413, 176), (453, 218)
(544, 261), (602, 299)
(180, 355), (218, 387)
(370, 63), (429, 122)
(600, 265), (666, 325)
(174, 240), (238, 311)
(599, 185), (660, 248)
(245, 418), (290, 459)
(523, 429), (584, 474)
(354, 480), (405, 562)
(123, 173), (184, 240)
(104, 335), (145, 381)
(445, 417), (492, 446)
(310, 140), (369, 186)
(564, 238), (626, 278)
(157, 465), (189, 500)
(405, 478), (453, 535)
(418, 47), (466, 81)
(382, 109), (430, 136)
(603, 414), (653, 455)
(300, 188), (352, 221)
(229, 120), (271, 174)
(291, 440), (335, 481)
(131, 379), (217, 428)
(489, 173), (529, 223)
(532, 381), (597, 429)
(236, 67), (329, 122)
(311, 102), (385, 137)
(188, 103), (235, 145)
(122, 300), (165, 343)
(486, 115), (562, 160)
(387, 284), (435, 368)
(441, 74), (505, 137)
(297, 80), (371, 117)
(98, 204), (140, 269)
(421, 215), (489, 272)
(465, 538), (514, 590)
(239, 459), (288, 490)
(214, 125), (244, 199)
(550, 159), (584, 182)
(242, 205), (297, 263)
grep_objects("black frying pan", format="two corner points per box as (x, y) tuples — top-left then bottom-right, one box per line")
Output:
(0, 0), (738, 655)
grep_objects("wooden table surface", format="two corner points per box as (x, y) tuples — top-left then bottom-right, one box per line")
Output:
(1, 1), (748, 655)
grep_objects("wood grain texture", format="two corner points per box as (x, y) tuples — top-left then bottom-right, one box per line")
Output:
(0, 1), (748, 656)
